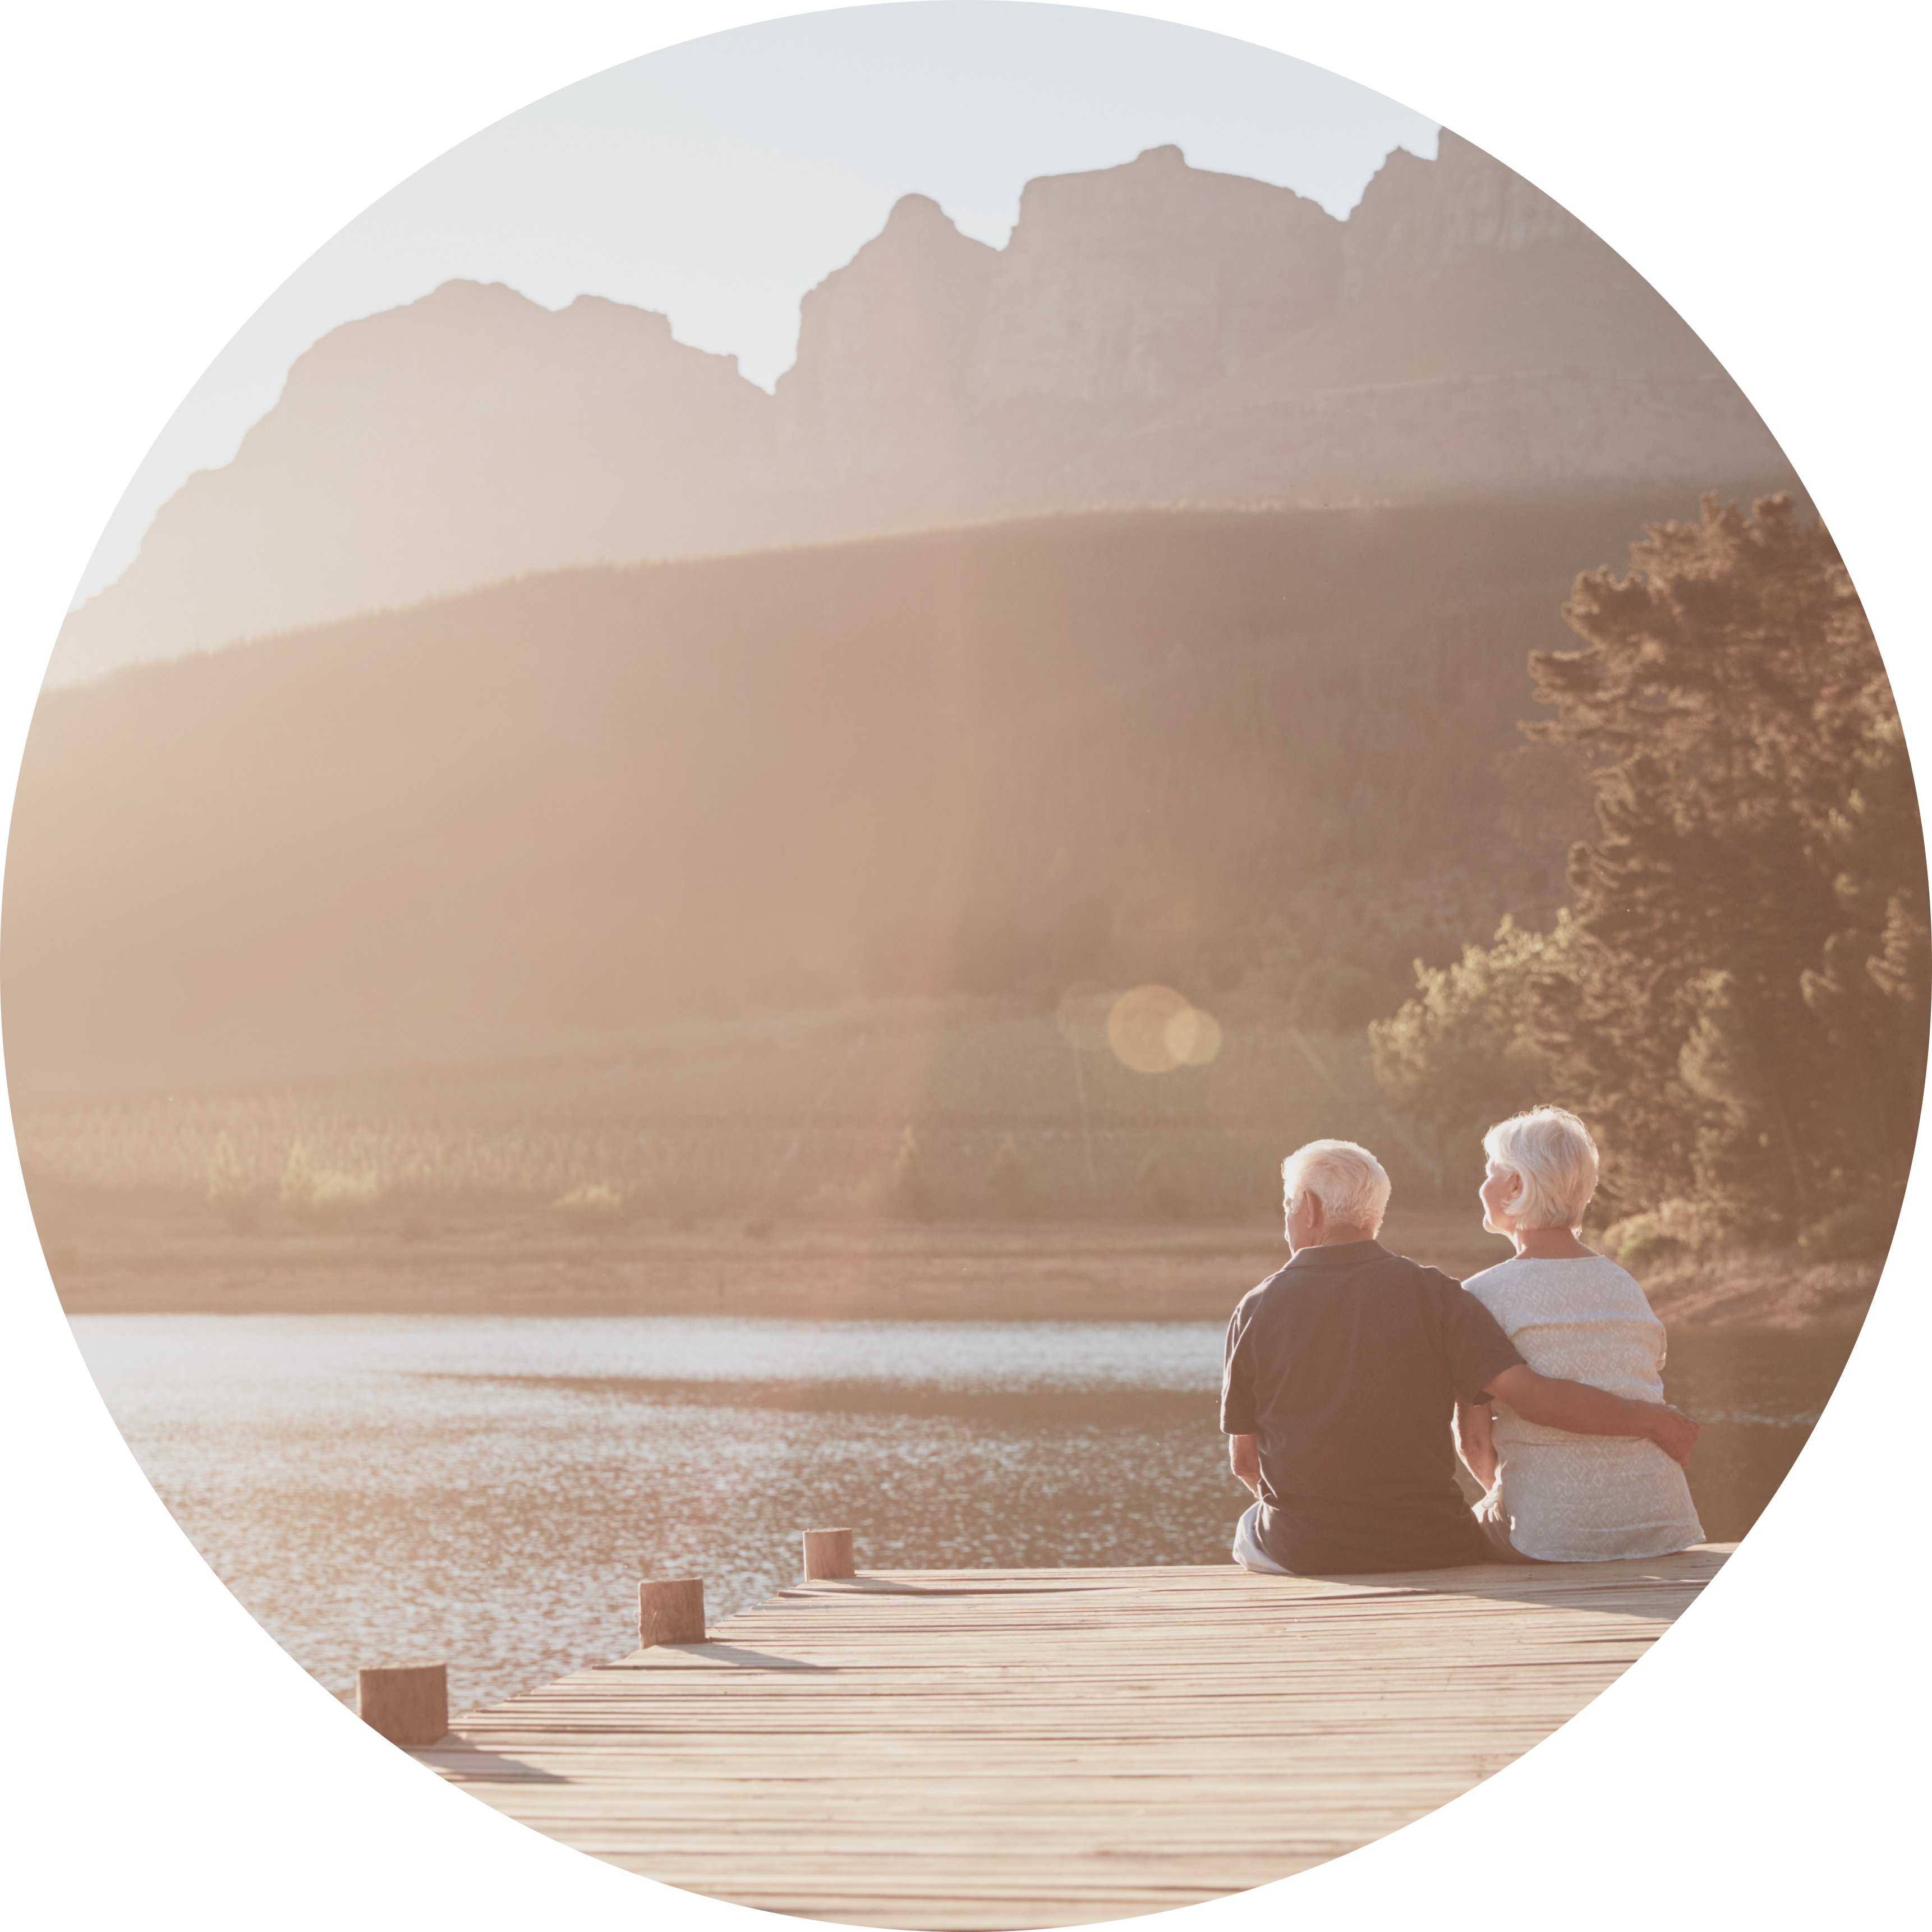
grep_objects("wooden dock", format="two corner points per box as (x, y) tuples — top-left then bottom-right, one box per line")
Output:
(421, 1546), (1730, 1927)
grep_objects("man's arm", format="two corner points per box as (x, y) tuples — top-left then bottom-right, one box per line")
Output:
(1487, 1364), (1699, 1466)
(1229, 1433), (1262, 1498)
(1454, 1400), (1497, 1489)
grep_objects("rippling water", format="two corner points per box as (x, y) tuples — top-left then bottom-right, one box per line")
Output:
(69, 1315), (1851, 1716)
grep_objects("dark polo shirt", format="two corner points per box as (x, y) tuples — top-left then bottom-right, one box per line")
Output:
(1220, 1239), (1525, 1574)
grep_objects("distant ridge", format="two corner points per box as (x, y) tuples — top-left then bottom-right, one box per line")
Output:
(50, 134), (1792, 686)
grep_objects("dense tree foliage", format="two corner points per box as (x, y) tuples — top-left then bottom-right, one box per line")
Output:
(1368, 912), (1577, 1187)
(1372, 496), (1926, 1249)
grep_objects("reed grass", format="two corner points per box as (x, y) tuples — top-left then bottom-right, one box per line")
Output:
(16, 996), (1434, 1240)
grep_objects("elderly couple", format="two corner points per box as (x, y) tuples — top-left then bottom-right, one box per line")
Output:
(1222, 1107), (1704, 1574)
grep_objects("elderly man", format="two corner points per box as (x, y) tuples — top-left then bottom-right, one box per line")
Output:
(1222, 1138), (1700, 1575)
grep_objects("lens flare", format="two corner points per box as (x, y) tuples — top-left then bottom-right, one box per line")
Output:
(1107, 985), (1191, 1073)
(1165, 1004), (1223, 1068)
(1105, 986), (1222, 1073)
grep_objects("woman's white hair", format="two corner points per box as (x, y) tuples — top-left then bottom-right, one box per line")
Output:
(1484, 1106), (1600, 1230)
(1281, 1139), (1391, 1234)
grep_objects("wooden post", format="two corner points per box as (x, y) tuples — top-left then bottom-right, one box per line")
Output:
(357, 1663), (448, 1748)
(802, 1527), (855, 1581)
(638, 1577), (706, 1646)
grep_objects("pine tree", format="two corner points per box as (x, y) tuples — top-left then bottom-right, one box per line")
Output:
(1524, 494), (1925, 1234)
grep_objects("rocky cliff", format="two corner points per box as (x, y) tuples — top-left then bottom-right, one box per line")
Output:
(774, 194), (995, 488)
(50, 135), (1792, 684)
(54, 281), (776, 679)
(967, 145), (1341, 407)
(1339, 128), (1581, 302)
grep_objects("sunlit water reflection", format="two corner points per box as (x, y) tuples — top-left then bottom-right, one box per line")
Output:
(70, 1315), (1850, 1715)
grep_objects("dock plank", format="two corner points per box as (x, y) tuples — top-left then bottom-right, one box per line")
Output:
(420, 1547), (1729, 1927)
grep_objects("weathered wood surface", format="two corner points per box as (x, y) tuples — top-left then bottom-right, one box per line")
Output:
(421, 1547), (1731, 1928)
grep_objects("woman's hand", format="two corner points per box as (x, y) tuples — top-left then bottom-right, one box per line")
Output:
(1229, 1433), (1263, 1498)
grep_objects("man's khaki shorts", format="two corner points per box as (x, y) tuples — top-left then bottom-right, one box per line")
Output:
(1236, 1498), (1551, 1572)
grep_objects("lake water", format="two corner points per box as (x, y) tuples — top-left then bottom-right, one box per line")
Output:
(69, 1315), (1853, 1716)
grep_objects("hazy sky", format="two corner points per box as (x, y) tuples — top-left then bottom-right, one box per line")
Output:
(75, 2), (1435, 605)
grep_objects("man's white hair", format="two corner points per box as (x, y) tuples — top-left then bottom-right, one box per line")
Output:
(1483, 1106), (1599, 1230)
(1281, 1139), (1391, 1235)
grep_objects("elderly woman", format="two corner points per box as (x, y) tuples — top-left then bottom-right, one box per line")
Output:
(1456, 1107), (1705, 1562)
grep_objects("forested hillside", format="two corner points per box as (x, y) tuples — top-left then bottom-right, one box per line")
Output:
(3, 495), (1734, 1098)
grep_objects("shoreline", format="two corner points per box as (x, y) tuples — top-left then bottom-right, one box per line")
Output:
(44, 1216), (1877, 1330)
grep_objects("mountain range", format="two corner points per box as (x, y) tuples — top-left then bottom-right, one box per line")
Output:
(49, 134), (1792, 686)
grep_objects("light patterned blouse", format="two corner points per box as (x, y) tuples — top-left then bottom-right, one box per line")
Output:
(1461, 1253), (1705, 1562)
